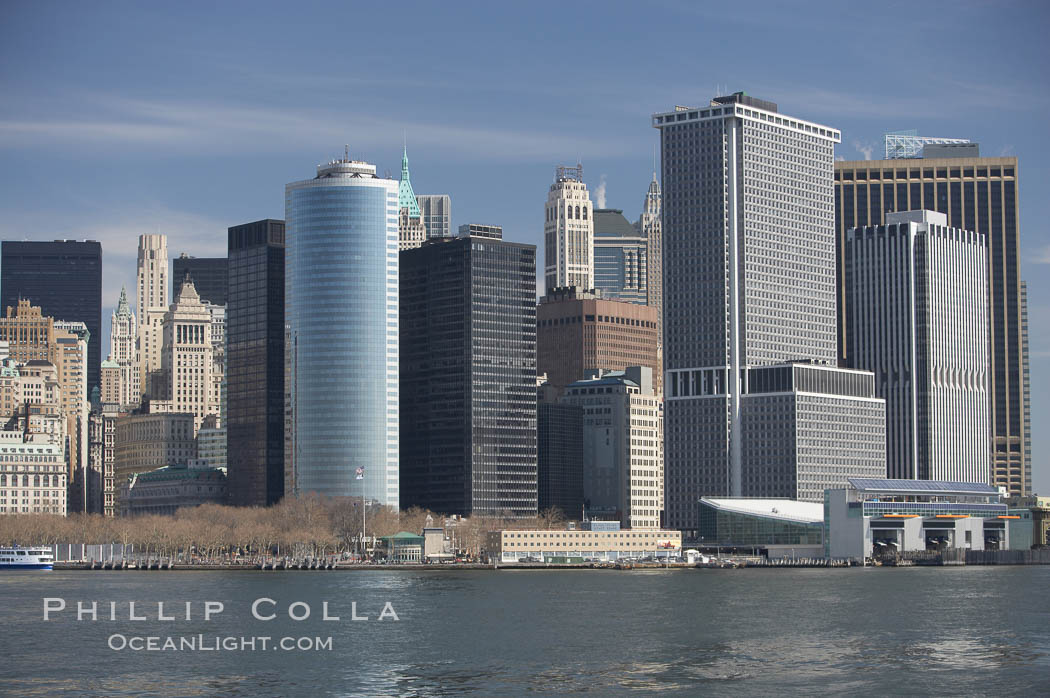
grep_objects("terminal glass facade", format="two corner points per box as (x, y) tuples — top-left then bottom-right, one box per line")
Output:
(699, 502), (824, 546)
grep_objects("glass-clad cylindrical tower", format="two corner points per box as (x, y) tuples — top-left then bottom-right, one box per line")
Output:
(286, 157), (399, 507)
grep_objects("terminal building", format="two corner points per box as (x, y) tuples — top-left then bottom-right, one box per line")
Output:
(825, 478), (1011, 559)
(488, 520), (681, 563)
(698, 498), (824, 559)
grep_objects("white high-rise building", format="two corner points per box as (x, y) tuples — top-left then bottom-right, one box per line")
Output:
(149, 278), (217, 434)
(845, 210), (990, 483)
(110, 285), (139, 409)
(636, 173), (662, 316)
(544, 164), (593, 292)
(416, 194), (451, 239)
(654, 93), (885, 531)
(136, 234), (168, 400)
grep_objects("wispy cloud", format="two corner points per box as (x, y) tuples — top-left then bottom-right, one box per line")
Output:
(0, 94), (629, 161)
(1031, 244), (1050, 265)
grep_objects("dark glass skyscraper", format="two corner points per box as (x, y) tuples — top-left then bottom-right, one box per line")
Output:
(226, 220), (285, 507)
(0, 240), (102, 396)
(537, 401), (584, 518)
(400, 232), (538, 517)
(835, 155), (1029, 496)
(173, 255), (228, 306)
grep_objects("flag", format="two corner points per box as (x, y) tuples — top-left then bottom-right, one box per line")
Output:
(355, 466), (365, 480)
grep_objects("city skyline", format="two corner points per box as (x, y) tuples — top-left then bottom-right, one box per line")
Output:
(0, 2), (1047, 491)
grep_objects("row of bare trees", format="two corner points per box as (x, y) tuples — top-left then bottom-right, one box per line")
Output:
(0, 495), (569, 562)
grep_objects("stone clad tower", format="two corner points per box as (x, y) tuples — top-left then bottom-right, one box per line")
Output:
(110, 286), (139, 409)
(136, 234), (168, 401)
(544, 164), (594, 292)
(398, 148), (427, 251)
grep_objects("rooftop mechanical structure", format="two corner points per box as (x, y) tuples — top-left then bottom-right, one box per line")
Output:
(884, 130), (970, 159)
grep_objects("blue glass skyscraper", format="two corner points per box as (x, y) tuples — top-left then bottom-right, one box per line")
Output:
(286, 156), (400, 507)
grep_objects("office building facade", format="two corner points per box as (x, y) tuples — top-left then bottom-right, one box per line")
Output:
(636, 173), (663, 317)
(417, 194), (452, 239)
(227, 218), (285, 507)
(173, 255), (228, 306)
(845, 210), (990, 483)
(136, 234), (169, 400)
(537, 400), (584, 519)
(834, 155), (1028, 495)
(562, 367), (663, 529)
(654, 93), (889, 532)
(113, 412), (196, 484)
(147, 279), (218, 433)
(544, 164), (594, 292)
(537, 287), (660, 393)
(286, 156), (399, 506)
(0, 240), (102, 397)
(593, 208), (647, 304)
(738, 363), (886, 502)
(400, 234), (538, 517)
(110, 286), (139, 409)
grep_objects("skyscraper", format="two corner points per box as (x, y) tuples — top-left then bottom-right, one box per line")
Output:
(173, 255), (228, 306)
(543, 164), (593, 292)
(400, 231), (538, 517)
(845, 210), (990, 483)
(136, 234), (169, 401)
(592, 208), (647, 304)
(227, 218), (285, 507)
(537, 399), (583, 519)
(110, 286), (139, 409)
(417, 194), (452, 239)
(562, 367), (663, 530)
(147, 278), (218, 434)
(537, 287), (660, 394)
(398, 148), (427, 251)
(834, 154), (1029, 495)
(654, 93), (884, 531)
(286, 155), (399, 506)
(0, 240), (102, 397)
(636, 173), (663, 317)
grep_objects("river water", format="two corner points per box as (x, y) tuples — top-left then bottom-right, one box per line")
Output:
(1, 566), (1047, 696)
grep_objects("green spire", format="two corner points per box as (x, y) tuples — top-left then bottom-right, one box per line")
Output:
(398, 146), (422, 218)
(116, 285), (132, 317)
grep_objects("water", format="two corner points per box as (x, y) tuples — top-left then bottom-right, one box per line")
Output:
(0, 566), (1047, 696)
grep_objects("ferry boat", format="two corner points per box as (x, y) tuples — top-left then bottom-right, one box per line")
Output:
(0, 546), (54, 570)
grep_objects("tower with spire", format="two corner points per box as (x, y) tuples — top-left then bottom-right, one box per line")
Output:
(398, 147), (427, 250)
(149, 275), (219, 434)
(110, 285), (139, 409)
(636, 172), (662, 321)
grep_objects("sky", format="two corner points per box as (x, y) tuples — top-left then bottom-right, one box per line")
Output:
(1, 1), (1048, 490)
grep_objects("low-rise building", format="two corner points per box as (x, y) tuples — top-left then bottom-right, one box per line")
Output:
(488, 521), (681, 563)
(120, 460), (227, 516)
(378, 531), (424, 562)
(114, 412), (196, 483)
(0, 430), (66, 515)
(698, 498), (824, 559)
(1004, 495), (1050, 548)
(196, 414), (226, 471)
(826, 478), (1011, 560)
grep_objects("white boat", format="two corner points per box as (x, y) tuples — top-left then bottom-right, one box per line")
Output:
(0, 546), (54, 570)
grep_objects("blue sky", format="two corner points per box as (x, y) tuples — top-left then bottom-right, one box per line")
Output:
(2, 1), (1048, 490)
